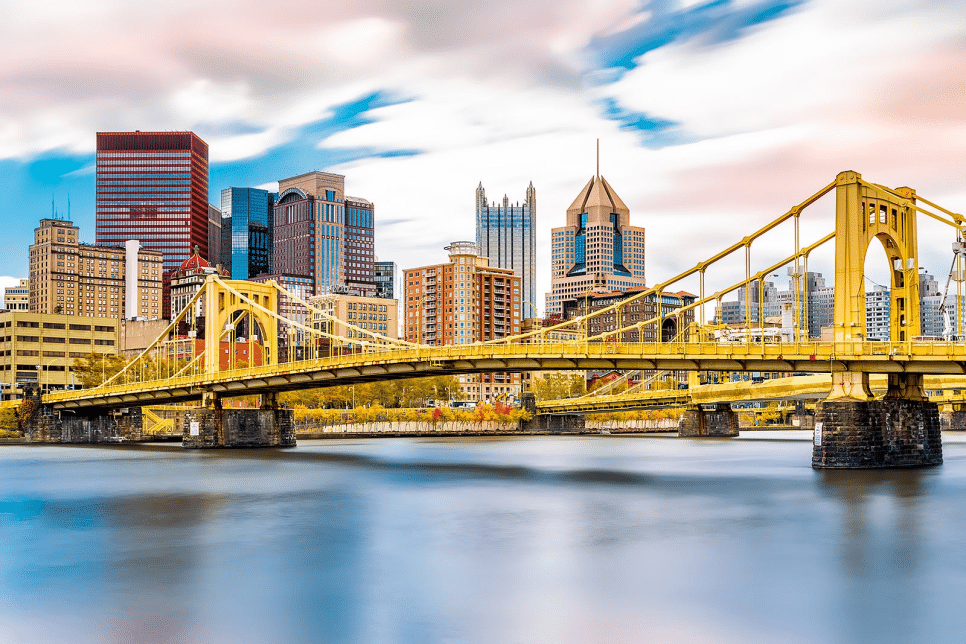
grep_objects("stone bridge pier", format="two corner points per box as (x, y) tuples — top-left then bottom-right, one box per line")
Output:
(941, 403), (966, 431)
(182, 392), (296, 448)
(519, 393), (586, 433)
(812, 373), (942, 469)
(22, 387), (144, 444)
(678, 404), (739, 437)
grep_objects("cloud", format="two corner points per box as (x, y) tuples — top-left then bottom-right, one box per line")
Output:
(0, 0), (641, 162)
(3, 0), (966, 316)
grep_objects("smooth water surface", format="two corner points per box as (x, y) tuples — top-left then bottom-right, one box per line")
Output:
(3, 432), (966, 643)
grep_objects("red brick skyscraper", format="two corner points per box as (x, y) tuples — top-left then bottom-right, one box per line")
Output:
(95, 131), (209, 317)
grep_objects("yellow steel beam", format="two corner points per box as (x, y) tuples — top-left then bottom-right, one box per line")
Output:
(538, 374), (966, 414)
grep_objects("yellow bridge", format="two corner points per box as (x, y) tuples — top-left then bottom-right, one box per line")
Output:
(42, 339), (966, 411)
(535, 374), (966, 415)
(31, 171), (966, 467)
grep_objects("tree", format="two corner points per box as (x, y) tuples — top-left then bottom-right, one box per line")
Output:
(757, 402), (785, 426)
(277, 376), (463, 409)
(0, 406), (18, 430)
(71, 353), (129, 388)
(533, 373), (586, 401)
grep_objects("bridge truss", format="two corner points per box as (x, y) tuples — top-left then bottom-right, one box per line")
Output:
(43, 171), (966, 412)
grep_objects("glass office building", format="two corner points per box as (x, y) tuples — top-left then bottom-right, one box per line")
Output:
(344, 196), (375, 296)
(374, 261), (398, 299)
(220, 188), (276, 280)
(475, 182), (537, 318)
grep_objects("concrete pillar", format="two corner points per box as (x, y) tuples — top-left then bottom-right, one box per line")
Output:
(183, 394), (296, 448)
(678, 404), (739, 437)
(812, 397), (942, 468)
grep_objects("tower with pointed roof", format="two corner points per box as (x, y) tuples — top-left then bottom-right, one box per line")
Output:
(475, 181), (537, 317)
(545, 170), (646, 318)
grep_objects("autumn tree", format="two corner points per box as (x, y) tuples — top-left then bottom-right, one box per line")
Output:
(71, 353), (129, 388)
(533, 373), (586, 401)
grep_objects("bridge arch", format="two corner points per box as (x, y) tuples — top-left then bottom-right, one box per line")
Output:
(202, 277), (279, 372)
(833, 171), (920, 342)
(661, 317), (676, 343)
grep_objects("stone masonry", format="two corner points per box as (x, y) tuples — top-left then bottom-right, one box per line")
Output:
(812, 399), (942, 469)
(183, 407), (296, 448)
(678, 404), (739, 437)
(519, 392), (585, 433)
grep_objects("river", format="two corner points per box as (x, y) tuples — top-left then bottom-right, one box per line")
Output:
(3, 431), (966, 643)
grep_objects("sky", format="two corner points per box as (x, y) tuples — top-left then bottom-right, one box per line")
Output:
(2, 0), (966, 313)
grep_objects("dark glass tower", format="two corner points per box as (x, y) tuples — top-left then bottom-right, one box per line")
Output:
(220, 188), (276, 280)
(344, 196), (375, 296)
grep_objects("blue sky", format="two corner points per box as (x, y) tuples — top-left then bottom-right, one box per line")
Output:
(3, 0), (966, 311)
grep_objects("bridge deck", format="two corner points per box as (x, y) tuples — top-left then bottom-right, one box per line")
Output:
(42, 340), (966, 411)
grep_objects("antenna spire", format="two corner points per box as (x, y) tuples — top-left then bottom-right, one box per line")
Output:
(596, 139), (600, 178)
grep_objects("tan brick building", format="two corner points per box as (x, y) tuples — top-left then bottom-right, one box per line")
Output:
(3, 279), (29, 311)
(28, 218), (163, 321)
(309, 292), (398, 351)
(0, 311), (119, 400)
(404, 241), (522, 401)
(546, 173), (646, 317)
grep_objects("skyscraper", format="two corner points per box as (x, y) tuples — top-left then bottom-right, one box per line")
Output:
(404, 241), (522, 400)
(273, 171), (344, 294)
(94, 131), (210, 317)
(220, 188), (275, 280)
(272, 171), (376, 297)
(476, 182), (536, 318)
(545, 173), (646, 318)
(344, 196), (375, 296)
(207, 204), (222, 269)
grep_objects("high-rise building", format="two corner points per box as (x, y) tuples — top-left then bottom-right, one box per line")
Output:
(29, 218), (163, 320)
(272, 171), (376, 298)
(207, 204), (223, 269)
(220, 188), (275, 280)
(374, 261), (398, 300)
(715, 269), (965, 341)
(273, 171), (345, 294)
(716, 280), (781, 326)
(546, 173), (646, 317)
(404, 241), (522, 400)
(476, 182), (537, 318)
(94, 131), (210, 317)
(344, 196), (375, 296)
(866, 284), (891, 341)
(3, 280), (29, 311)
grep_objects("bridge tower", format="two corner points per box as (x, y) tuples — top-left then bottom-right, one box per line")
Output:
(814, 171), (942, 468)
(184, 277), (294, 448)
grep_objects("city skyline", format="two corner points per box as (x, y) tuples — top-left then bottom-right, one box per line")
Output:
(2, 1), (966, 314)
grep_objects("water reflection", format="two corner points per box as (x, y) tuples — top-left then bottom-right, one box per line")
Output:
(2, 436), (966, 643)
